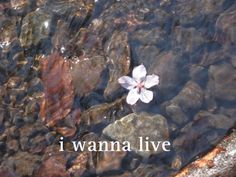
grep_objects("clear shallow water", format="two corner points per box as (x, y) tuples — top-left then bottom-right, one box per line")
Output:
(0, 0), (236, 177)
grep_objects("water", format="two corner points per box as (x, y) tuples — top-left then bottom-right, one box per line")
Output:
(0, 0), (236, 176)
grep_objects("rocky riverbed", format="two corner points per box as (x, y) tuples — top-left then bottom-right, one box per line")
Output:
(0, 0), (236, 176)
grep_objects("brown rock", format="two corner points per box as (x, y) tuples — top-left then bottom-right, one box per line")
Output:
(104, 31), (131, 97)
(68, 152), (89, 176)
(71, 55), (106, 96)
(216, 5), (236, 43)
(208, 62), (236, 101)
(0, 167), (19, 177)
(96, 143), (127, 173)
(2, 151), (41, 176)
(35, 154), (69, 177)
(81, 96), (127, 125)
(39, 52), (74, 127)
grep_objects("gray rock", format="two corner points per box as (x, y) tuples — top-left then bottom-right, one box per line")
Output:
(2, 151), (41, 176)
(166, 81), (203, 125)
(103, 112), (169, 157)
(133, 164), (168, 177)
(19, 10), (51, 47)
(216, 5), (236, 43)
(172, 27), (205, 53)
(175, 0), (225, 25)
(148, 51), (186, 99)
(173, 111), (234, 166)
(208, 62), (236, 101)
(104, 31), (131, 97)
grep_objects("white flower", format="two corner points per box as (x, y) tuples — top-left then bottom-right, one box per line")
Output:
(118, 64), (159, 105)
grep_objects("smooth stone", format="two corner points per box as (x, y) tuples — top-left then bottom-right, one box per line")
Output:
(208, 62), (236, 101)
(216, 5), (236, 43)
(34, 154), (69, 177)
(104, 31), (131, 97)
(173, 110), (234, 166)
(172, 27), (205, 53)
(71, 55), (106, 96)
(166, 81), (203, 114)
(148, 51), (187, 100)
(96, 144), (127, 173)
(19, 10), (51, 47)
(81, 96), (129, 125)
(103, 112), (169, 157)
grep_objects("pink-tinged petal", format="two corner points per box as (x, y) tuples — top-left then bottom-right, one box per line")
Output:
(118, 76), (136, 90)
(132, 64), (147, 82)
(144, 74), (159, 88)
(126, 88), (140, 105)
(140, 88), (153, 103)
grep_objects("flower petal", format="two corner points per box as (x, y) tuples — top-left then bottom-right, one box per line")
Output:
(132, 64), (147, 82)
(126, 88), (140, 105)
(118, 76), (136, 90)
(144, 74), (159, 88)
(140, 88), (153, 103)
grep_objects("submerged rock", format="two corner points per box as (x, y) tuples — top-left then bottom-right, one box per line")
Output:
(2, 151), (41, 176)
(39, 52), (74, 127)
(0, 17), (18, 52)
(35, 154), (69, 177)
(10, 0), (28, 10)
(19, 10), (51, 47)
(166, 81), (203, 125)
(173, 111), (234, 167)
(208, 62), (236, 102)
(0, 167), (20, 177)
(216, 5), (236, 43)
(81, 96), (129, 125)
(46, 0), (94, 30)
(96, 143), (127, 173)
(68, 152), (89, 176)
(71, 55), (106, 96)
(148, 51), (187, 100)
(104, 31), (131, 97)
(103, 112), (169, 157)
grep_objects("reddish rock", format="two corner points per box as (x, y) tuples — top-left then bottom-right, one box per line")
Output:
(0, 167), (19, 177)
(39, 52), (74, 127)
(35, 154), (69, 177)
(96, 144), (127, 173)
(68, 152), (89, 176)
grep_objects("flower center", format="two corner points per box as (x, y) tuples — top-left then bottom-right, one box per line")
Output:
(136, 82), (144, 93)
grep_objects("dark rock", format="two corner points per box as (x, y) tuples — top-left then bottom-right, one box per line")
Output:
(173, 111), (234, 167)
(81, 96), (129, 125)
(148, 51), (187, 100)
(103, 112), (169, 157)
(104, 31), (131, 97)
(207, 62), (236, 102)
(172, 27), (205, 53)
(71, 55), (106, 97)
(96, 144), (127, 174)
(132, 27), (167, 46)
(35, 154), (69, 177)
(216, 5), (236, 44)
(68, 152), (89, 176)
(166, 81), (203, 125)
(19, 10), (52, 47)
(2, 151), (41, 176)
(0, 17), (18, 52)
(46, 0), (94, 30)
(0, 167), (20, 177)
(133, 164), (166, 177)
(6, 139), (19, 153)
(175, 0), (225, 25)
(39, 52), (74, 127)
